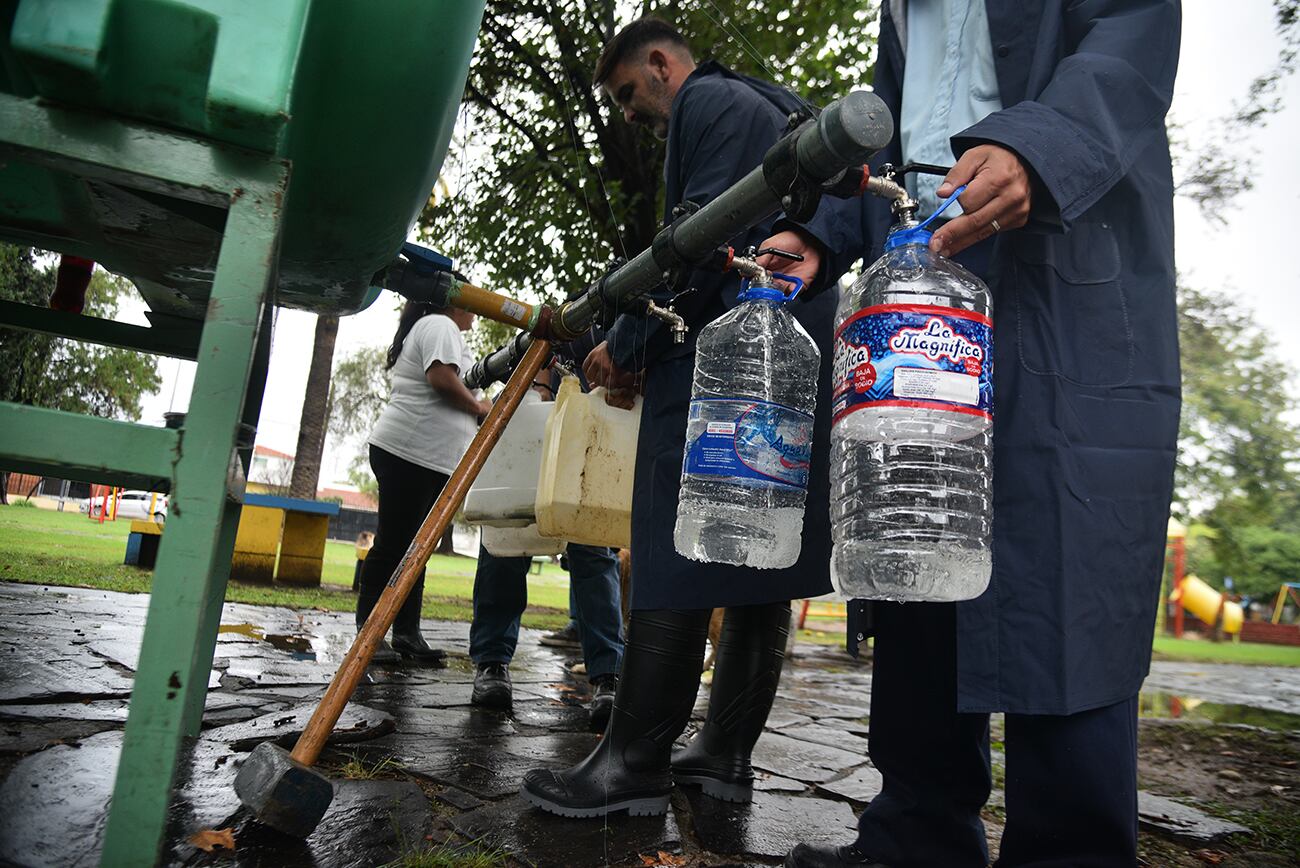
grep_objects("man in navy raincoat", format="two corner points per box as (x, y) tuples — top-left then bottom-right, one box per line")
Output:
(520, 16), (836, 819)
(769, 2), (1182, 866)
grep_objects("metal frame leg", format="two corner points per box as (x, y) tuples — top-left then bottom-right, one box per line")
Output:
(100, 191), (283, 867)
(180, 303), (274, 736)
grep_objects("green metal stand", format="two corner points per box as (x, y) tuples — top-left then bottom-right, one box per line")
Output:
(0, 94), (288, 866)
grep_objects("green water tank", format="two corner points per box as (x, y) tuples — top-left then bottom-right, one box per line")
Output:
(0, 0), (485, 316)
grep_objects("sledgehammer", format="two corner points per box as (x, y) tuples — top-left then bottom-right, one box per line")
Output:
(234, 339), (550, 837)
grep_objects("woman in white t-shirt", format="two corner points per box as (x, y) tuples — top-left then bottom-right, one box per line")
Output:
(358, 300), (491, 665)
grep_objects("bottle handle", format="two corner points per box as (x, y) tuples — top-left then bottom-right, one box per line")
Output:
(772, 273), (804, 300)
(913, 184), (967, 232)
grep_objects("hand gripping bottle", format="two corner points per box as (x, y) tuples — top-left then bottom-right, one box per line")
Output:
(831, 186), (993, 601)
(674, 260), (820, 569)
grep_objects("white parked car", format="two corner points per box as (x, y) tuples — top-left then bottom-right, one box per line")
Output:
(81, 490), (168, 522)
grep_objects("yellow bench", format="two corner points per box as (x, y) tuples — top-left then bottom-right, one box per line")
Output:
(231, 494), (341, 586)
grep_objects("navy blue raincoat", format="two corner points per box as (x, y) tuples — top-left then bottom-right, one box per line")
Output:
(804, 0), (1182, 715)
(605, 62), (836, 611)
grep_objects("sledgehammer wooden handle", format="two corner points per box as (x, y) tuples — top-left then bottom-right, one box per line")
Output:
(290, 338), (551, 765)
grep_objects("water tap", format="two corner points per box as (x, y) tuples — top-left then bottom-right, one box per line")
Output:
(730, 246), (805, 293)
(645, 299), (688, 344)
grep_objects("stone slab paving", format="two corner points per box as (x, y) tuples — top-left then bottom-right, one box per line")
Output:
(1137, 791), (1252, 845)
(0, 582), (1294, 866)
(815, 765), (885, 803)
(680, 789), (859, 859)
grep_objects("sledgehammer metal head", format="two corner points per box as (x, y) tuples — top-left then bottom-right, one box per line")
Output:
(234, 741), (334, 838)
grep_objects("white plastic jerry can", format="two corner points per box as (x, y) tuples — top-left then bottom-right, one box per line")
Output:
(534, 376), (641, 548)
(480, 523), (566, 558)
(464, 390), (554, 527)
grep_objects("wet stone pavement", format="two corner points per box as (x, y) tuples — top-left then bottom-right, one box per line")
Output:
(0, 582), (1296, 867)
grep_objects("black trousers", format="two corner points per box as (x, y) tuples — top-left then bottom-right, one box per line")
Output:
(856, 602), (1139, 868)
(356, 444), (450, 636)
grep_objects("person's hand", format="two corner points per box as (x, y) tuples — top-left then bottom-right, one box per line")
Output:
(755, 229), (821, 290)
(583, 342), (641, 409)
(930, 145), (1032, 258)
(476, 398), (494, 418)
(602, 387), (638, 410)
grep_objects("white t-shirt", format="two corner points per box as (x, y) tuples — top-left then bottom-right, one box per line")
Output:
(369, 314), (478, 475)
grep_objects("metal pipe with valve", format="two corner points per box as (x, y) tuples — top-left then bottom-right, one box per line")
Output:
(465, 88), (895, 388)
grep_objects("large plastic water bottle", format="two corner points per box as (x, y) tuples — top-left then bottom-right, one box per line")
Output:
(674, 271), (819, 569)
(830, 188), (993, 601)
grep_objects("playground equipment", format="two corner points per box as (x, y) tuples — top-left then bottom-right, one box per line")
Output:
(0, 2), (485, 862)
(1272, 583), (1300, 624)
(1170, 574), (1244, 636)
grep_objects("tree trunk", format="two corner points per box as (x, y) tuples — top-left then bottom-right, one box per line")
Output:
(289, 315), (339, 499)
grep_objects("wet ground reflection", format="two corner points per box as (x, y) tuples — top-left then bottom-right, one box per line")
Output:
(1139, 690), (1300, 730)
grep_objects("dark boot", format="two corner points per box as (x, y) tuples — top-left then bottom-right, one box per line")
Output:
(392, 629), (448, 666)
(471, 662), (512, 710)
(391, 572), (445, 661)
(588, 674), (617, 734)
(520, 609), (709, 818)
(672, 601), (790, 803)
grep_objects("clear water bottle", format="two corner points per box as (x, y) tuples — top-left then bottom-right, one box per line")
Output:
(675, 269), (820, 569)
(830, 190), (994, 601)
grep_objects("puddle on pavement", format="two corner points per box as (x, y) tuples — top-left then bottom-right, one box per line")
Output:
(218, 623), (317, 661)
(1139, 690), (1300, 730)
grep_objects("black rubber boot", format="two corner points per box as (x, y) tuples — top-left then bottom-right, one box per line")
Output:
(588, 674), (617, 734)
(392, 629), (448, 666)
(358, 570), (443, 665)
(672, 601), (791, 803)
(520, 609), (709, 818)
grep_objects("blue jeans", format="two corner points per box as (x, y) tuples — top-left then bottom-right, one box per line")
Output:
(469, 542), (624, 680)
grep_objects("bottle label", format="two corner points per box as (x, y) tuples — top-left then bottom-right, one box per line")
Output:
(683, 398), (814, 490)
(832, 304), (992, 423)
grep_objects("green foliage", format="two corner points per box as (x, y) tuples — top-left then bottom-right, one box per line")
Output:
(1211, 523), (1300, 599)
(0, 244), (161, 419)
(328, 344), (390, 443)
(1176, 284), (1300, 593)
(383, 836), (509, 868)
(1175, 285), (1300, 519)
(346, 453), (378, 499)
(419, 0), (879, 324)
(336, 752), (406, 780)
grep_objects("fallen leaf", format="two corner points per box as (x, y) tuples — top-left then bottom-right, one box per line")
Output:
(1193, 849), (1227, 864)
(189, 828), (236, 852)
(1216, 769), (1243, 781)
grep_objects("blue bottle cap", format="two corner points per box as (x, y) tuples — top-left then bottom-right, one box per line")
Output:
(738, 272), (804, 302)
(883, 184), (967, 251)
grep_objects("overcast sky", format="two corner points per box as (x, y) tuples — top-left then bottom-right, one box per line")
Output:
(128, 1), (1300, 487)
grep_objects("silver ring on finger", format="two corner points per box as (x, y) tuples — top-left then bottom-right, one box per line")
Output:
(989, 217), (1002, 234)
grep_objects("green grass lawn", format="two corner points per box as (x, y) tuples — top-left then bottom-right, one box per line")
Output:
(1152, 634), (1300, 667)
(3, 502), (1298, 664)
(0, 502), (571, 630)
